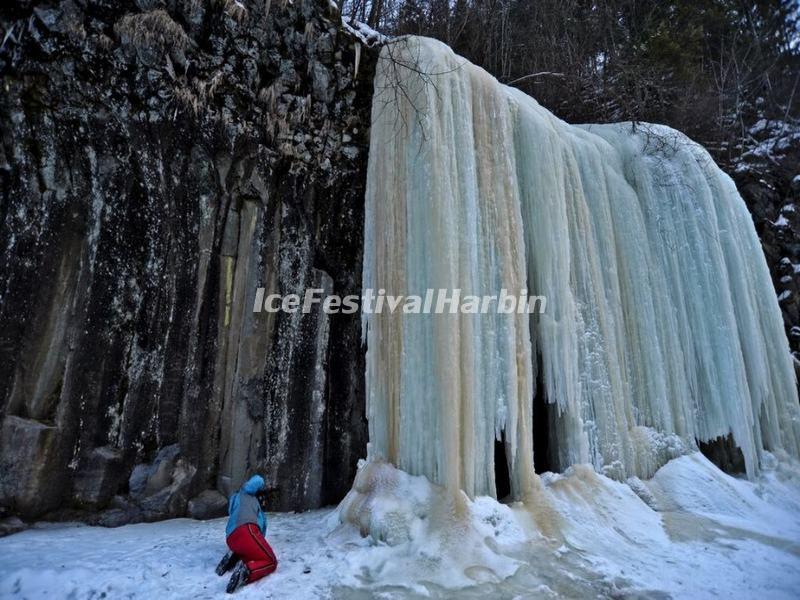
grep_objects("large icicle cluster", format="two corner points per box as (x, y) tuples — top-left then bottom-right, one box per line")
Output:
(363, 37), (536, 499)
(362, 36), (800, 498)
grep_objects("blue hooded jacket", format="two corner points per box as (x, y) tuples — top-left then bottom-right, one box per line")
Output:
(225, 475), (267, 537)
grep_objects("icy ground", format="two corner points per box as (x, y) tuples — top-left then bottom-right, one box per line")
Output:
(1, 453), (799, 599)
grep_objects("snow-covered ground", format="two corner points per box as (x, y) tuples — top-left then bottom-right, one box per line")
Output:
(1, 453), (799, 599)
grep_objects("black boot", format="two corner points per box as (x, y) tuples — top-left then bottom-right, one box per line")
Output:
(226, 561), (249, 594)
(215, 551), (239, 576)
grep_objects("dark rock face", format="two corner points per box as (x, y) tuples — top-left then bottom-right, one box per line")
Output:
(187, 489), (228, 520)
(697, 433), (746, 475)
(730, 123), (800, 372)
(0, 0), (373, 521)
(0, 516), (26, 538)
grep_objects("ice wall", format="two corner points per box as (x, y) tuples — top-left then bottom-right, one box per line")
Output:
(363, 36), (800, 497)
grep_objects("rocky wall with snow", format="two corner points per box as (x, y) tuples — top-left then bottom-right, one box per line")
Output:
(0, 0), (373, 522)
(731, 119), (800, 368)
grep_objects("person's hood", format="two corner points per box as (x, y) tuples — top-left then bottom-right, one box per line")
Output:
(242, 475), (265, 495)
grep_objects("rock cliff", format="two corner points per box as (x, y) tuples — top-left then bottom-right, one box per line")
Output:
(0, 0), (373, 523)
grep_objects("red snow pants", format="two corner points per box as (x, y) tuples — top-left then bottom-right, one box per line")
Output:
(226, 523), (278, 583)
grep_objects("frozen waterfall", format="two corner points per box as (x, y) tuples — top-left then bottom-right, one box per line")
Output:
(361, 36), (800, 500)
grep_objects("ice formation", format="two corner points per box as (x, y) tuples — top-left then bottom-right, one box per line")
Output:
(362, 36), (800, 500)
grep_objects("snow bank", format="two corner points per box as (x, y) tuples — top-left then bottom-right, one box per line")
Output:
(333, 453), (800, 596)
(2, 453), (799, 598)
(540, 453), (800, 598)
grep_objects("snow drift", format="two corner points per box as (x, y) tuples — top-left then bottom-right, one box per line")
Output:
(360, 35), (800, 506)
(3, 452), (800, 598)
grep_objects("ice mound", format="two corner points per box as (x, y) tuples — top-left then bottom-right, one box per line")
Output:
(334, 460), (536, 589)
(334, 453), (800, 596)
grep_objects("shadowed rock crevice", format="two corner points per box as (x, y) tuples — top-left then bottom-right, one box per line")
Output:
(697, 434), (746, 476)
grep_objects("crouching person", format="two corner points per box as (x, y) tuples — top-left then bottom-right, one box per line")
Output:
(224, 475), (277, 593)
